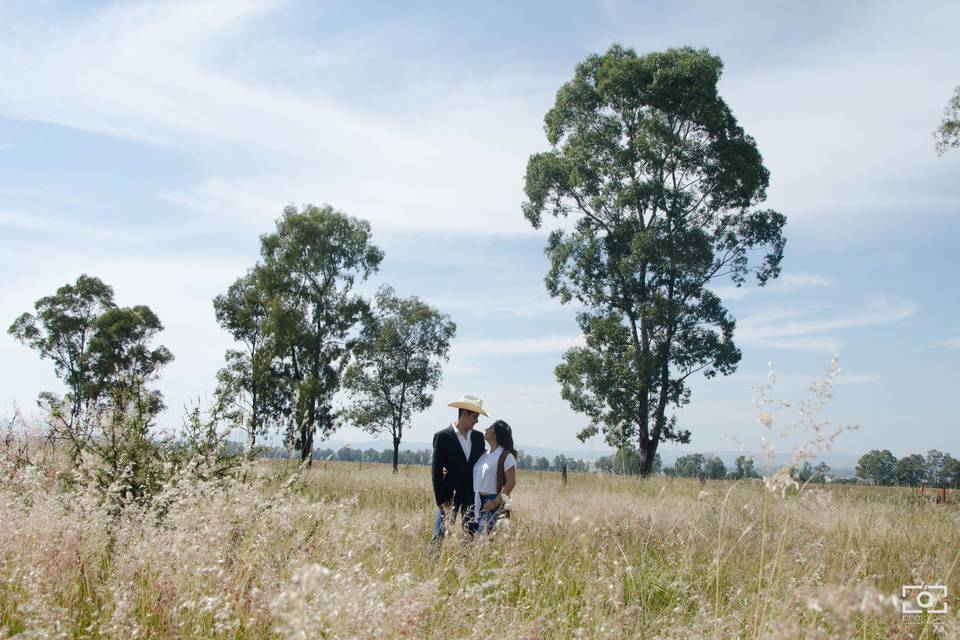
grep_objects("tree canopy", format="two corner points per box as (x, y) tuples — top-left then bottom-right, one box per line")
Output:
(213, 269), (276, 458)
(253, 204), (383, 463)
(8, 275), (173, 480)
(934, 85), (960, 156)
(855, 450), (897, 486)
(343, 286), (456, 472)
(523, 45), (786, 475)
(8, 274), (116, 423)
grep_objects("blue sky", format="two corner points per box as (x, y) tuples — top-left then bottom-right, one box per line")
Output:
(1, 0), (958, 458)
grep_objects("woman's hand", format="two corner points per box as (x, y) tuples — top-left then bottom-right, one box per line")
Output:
(482, 496), (501, 512)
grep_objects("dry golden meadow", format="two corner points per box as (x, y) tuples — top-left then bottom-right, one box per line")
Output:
(1, 450), (958, 640)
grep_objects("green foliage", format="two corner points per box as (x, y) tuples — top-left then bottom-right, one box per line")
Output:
(934, 85), (960, 156)
(894, 453), (926, 487)
(8, 275), (242, 503)
(793, 461), (814, 483)
(672, 453), (705, 478)
(213, 269), (276, 458)
(811, 462), (831, 483)
(856, 450), (897, 486)
(522, 45), (786, 475)
(596, 446), (661, 475)
(704, 455), (726, 480)
(255, 203), (384, 462)
(7, 274), (115, 424)
(8, 275), (172, 461)
(88, 305), (173, 421)
(923, 449), (959, 487)
(729, 455), (760, 480)
(343, 286), (456, 471)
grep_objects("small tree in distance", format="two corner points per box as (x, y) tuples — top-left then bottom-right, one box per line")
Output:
(343, 286), (456, 472)
(704, 455), (727, 480)
(856, 449), (897, 486)
(213, 269), (276, 459)
(730, 455), (759, 480)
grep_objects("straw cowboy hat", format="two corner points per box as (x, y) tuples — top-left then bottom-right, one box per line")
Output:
(447, 394), (488, 417)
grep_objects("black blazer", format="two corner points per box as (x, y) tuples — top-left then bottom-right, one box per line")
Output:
(432, 425), (485, 507)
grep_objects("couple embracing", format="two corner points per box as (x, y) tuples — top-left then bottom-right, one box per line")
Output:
(431, 394), (517, 539)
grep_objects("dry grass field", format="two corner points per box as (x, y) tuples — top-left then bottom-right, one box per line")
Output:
(1, 454), (958, 639)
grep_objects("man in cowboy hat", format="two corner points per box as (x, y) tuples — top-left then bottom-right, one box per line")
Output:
(431, 394), (488, 539)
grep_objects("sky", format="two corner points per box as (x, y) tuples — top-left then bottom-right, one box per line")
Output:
(1, 0), (958, 460)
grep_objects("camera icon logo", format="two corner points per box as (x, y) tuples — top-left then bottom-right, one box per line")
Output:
(901, 585), (948, 615)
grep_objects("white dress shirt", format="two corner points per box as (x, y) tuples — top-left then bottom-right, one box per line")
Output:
(454, 423), (472, 460)
(473, 446), (516, 517)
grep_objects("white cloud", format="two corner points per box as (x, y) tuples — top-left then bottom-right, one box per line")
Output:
(423, 291), (582, 319)
(713, 271), (832, 301)
(0, 209), (144, 243)
(747, 336), (843, 354)
(0, 0), (548, 236)
(719, 4), (960, 225)
(776, 273), (832, 289)
(452, 334), (584, 358)
(833, 374), (883, 386)
(938, 337), (960, 350)
(739, 296), (915, 339)
(737, 296), (916, 353)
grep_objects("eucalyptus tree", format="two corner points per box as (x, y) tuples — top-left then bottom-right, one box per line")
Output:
(673, 454), (705, 478)
(258, 204), (383, 464)
(213, 269), (275, 458)
(523, 45), (786, 475)
(343, 286), (456, 472)
(894, 453), (926, 487)
(934, 85), (960, 155)
(856, 449), (897, 486)
(8, 274), (115, 431)
(88, 304), (173, 423)
(9, 276), (172, 463)
(704, 455), (727, 480)
(731, 455), (759, 479)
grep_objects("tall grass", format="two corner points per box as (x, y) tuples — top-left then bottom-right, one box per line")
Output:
(1, 449), (957, 639)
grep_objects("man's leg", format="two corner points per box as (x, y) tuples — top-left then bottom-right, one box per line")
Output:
(454, 493), (477, 536)
(431, 506), (446, 541)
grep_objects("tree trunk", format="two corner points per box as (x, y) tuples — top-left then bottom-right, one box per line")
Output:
(300, 425), (313, 465)
(392, 438), (400, 474)
(638, 437), (658, 477)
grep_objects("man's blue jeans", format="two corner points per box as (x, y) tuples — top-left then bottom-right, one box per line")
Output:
(431, 496), (475, 540)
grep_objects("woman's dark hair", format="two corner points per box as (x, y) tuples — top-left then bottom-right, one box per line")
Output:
(490, 419), (516, 457)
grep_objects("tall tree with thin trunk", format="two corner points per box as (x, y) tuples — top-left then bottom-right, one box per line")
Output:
(523, 45), (786, 476)
(258, 204), (383, 464)
(214, 270), (275, 459)
(343, 286), (455, 472)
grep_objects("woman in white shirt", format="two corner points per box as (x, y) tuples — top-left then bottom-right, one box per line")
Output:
(473, 419), (518, 534)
